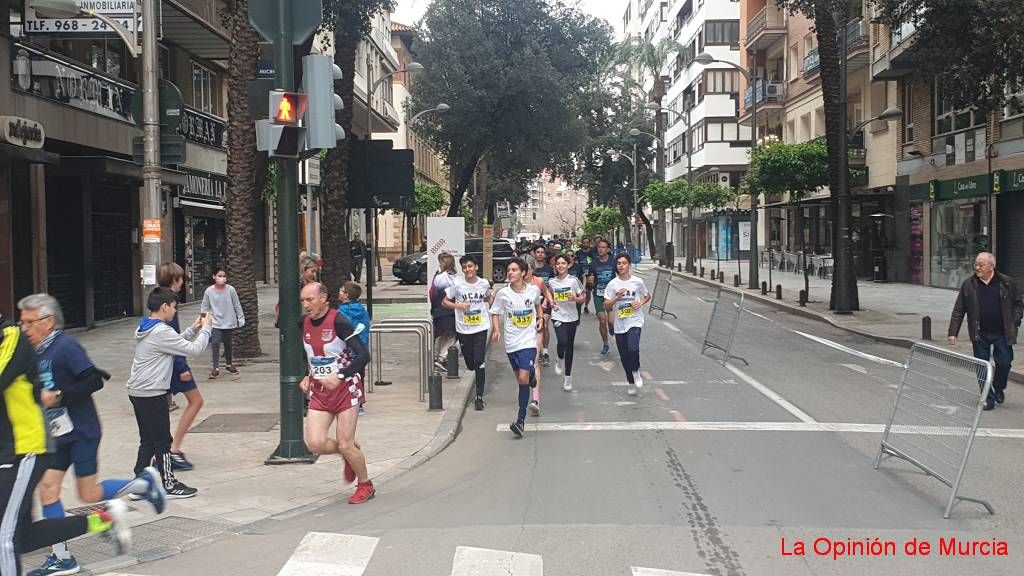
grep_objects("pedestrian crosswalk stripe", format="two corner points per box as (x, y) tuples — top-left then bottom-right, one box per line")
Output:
(450, 545), (543, 576)
(631, 568), (711, 576)
(276, 532), (379, 576)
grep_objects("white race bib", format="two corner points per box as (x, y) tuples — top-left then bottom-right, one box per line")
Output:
(309, 356), (338, 381)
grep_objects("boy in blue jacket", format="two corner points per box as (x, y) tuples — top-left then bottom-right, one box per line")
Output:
(338, 281), (371, 414)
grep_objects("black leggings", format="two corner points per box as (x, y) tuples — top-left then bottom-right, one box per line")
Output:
(0, 454), (89, 575)
(457, 331), (488, 397)
(553, 320), (579, 376)
(614, 327), (642, 382)
(211, 328), (234, 368)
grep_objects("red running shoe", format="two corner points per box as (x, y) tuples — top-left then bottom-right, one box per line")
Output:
(343, 458), (356, 484)
(348, 481), (375, 504)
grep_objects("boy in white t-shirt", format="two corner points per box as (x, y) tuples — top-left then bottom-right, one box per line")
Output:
(489, 259), (544, 438)
(443, 255), (493, 411)
(603, 253), (651, 396)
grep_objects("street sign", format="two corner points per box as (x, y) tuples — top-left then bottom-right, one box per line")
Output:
(347, 140), (414, 209)
(132, 134), (186, 166)
(248, 0), (323, 45)
(247, 79), (276, 118)
(132, 79), (184, 133)
(25, 2), (144, 35)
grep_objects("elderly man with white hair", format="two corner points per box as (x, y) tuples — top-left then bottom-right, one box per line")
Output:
(948, 252), (1024, 411)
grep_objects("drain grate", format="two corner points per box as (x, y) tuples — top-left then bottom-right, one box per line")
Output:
(21, 516), (232, 568)
(189, 412), (279, 433)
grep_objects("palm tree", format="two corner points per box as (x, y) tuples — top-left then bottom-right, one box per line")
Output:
(220, 0), (263, 356)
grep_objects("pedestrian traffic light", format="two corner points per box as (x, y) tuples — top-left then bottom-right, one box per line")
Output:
(256, 90), (308, 158)
(302, 53), (346, 150)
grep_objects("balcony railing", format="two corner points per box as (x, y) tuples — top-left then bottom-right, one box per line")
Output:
(891, 21), (917, 47)
(846, 17), (868, 50)
(747, 3), (785, 41)
(803, 47), (821, 76)
(744, 80), (787, 109)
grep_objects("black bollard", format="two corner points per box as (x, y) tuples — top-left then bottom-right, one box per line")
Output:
(446, 345), (460, 379)
(799, 289), (807, 307)
(677, 263), (682, 272)
(699, 267), (705, 278)
(922, 316), (932, 340)
(775, 284), (783, 300)
(761, 281), (768, 295)
(733, 274), (740, 287)
(428, 373), (443, 410)
(718, 271), (724, 283)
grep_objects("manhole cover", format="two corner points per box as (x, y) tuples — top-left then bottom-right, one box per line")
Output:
(190, 412), (279, 433)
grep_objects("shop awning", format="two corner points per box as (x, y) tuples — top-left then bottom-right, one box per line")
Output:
(54, 156), (189, 187)
(0, 142), (59, 164)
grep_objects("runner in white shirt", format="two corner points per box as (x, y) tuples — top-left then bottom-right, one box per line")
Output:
(603, 252), (651, 396)
(548, 254), (587, 391)
(443, 256), (493, 411)
(489, 258), (544, 438)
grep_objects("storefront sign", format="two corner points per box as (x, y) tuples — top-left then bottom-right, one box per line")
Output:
(23, 1), (143, 35)
(928, 175), (991, 201)
(997, 169), (1024, 193)
(0, 116), (45, 148)
(11, 42), (135, 123)
(739, 221), (751, 252)
(181, 169), (227, 204)
(175, 107), (226, 149)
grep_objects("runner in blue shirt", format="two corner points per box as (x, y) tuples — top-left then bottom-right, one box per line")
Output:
(588, 239), (617, 355)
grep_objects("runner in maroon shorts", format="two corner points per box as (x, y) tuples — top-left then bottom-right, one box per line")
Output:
(297, 282), (375, 504)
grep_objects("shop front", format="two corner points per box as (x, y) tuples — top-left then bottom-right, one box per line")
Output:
(706, 210), (751, 263)
(174, 168), (227, 302)
(927, 175), (991, 290)
(995, 168), (1024, 280)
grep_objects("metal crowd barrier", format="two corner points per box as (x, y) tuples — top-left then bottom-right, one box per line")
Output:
(700, 287), (748, 366)
(368, 318), (433, 401)
(649, 268), (677, 319)
(874, 342), (995, 518)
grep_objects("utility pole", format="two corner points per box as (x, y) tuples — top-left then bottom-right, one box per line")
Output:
(747, 49), (760, 290)
(140, 0), (161, 293)
(834, 8), (853, 314)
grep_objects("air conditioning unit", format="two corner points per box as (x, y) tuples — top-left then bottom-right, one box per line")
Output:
(765, 81), (786, 103)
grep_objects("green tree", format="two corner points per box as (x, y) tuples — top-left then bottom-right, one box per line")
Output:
(413, 182), (447, 216)
(582, 206), (622, 239)
(872, 0), (1023, 112)
(408, 0), (612, 218)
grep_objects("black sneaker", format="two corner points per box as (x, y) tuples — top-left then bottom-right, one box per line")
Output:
(474, 396), (485, 411)
(170, 451), (194, 471)
(996, 389), (1005, 404)
(983, 399), (996, 411)
(165, 481), (198, 499)
(541, 353), (551, 367)
(528, 373), (537, 389)
(509, 421), (524, 438)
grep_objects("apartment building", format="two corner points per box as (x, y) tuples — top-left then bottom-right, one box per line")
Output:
(623, 0), (752, 264)
(1, 0), (233, 325)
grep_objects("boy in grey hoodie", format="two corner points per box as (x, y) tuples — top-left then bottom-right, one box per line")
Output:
(127, 288), (212, 498)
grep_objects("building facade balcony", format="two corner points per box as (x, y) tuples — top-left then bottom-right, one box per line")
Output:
(744, 79), (787, 109)
(872, 22), (917, 80)
(845, 17), (870, 73)
(745, 3), (786, 52)
(803, 47), (820, 78)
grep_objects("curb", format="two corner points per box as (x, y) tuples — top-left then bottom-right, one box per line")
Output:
(661, 266), (1024, 383)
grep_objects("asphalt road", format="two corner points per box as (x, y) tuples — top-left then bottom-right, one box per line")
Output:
(120, 272), (1024, 576)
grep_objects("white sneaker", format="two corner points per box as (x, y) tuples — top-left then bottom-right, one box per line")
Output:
(529, 400), (540, 416)
(633, 371), (644, 389)
(104, 499), (131, 556)
(554, 360), (563, 376)
(627, 383), (638, 396)
(563, 375), (573, 391)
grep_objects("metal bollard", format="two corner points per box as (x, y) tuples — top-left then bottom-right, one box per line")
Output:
(799, 289), (807, 307)
(922, 316), (932, 340)
(733, 274), (740, 287)
(446, 345), (460, 379)
(776, 284), (783, 300)
(761, 281), (768, 295)
(699, 266), (705, 278)
(718, 271), (724, 283)
(677, 263), (682, 272)
(428, 373), (443, 410)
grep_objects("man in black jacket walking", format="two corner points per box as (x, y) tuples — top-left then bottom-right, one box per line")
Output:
(948, 252), (1024, 410)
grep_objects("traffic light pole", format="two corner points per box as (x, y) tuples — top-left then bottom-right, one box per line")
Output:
(267, 0), (316, 464)
(140, 0), (161, 295)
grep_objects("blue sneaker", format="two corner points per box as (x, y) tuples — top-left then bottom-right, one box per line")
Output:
(28, 553), (80, 575)
(169, 451), (194, 471)
(600, 344), (609, 355)
(141, 466), (167, 514)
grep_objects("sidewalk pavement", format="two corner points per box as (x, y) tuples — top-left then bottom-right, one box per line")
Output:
(641, 260), (1024, 382)
(38, 285), (471, 573)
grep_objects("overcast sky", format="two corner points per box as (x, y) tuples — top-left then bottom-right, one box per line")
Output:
(392, 0), (626, 38)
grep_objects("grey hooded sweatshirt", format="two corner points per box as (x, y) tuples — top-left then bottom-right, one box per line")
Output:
(127, 317), (212, 397)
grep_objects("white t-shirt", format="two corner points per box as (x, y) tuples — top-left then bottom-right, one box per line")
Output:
(548, 274), (584, 323)
(446, 276), (492, 334)
(489, 283), (542, 353)
(604, 275), (648, 333)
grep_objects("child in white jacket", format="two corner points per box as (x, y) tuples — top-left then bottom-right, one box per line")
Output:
(200, 268), (245, 379)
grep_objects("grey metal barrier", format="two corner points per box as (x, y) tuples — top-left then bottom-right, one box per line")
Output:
(649, 269), (677, 319)
(368, 319), (433, 402)
(700, 287), (749, 366)
(874, 342), (994, 518)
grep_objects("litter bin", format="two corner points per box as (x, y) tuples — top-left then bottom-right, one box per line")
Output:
(872, 254), (888, 283)
(664, 242), (674, 268)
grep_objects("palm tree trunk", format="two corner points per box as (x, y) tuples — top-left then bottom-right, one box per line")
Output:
(221, 0), (261, 357)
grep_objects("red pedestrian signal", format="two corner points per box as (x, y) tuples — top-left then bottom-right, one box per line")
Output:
(268, 91), (307, 126)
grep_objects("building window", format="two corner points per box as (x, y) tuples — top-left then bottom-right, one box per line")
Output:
(1005, 82), (1024, 119)
(934, 82), (982, 136)
(902, 80), (914, 143)
(704, 20), (739, 46)
(88, 40), (123, 78)
(192, 62), (216, 113)
(704, 70), (740, 94)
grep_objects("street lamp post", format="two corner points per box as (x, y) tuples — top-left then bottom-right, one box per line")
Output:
(695, 52), (758, 289)
(643, 102), (692, 269)
(403, 103), (449, 254)
(363, 58), (423, 318)
(606, 147), (638, 249)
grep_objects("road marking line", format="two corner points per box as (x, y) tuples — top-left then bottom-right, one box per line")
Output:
(663, 321), (681, 332)
(632, 568), (712, 576)
(611, 380), (690, 386)
(670, 410), (686, 422)
(744, 309), (771, 321)
(655, 388), (670, 401)
(494, 421), (1024, 438)
(450, 546), (543, 576)
(793, 330), (905, 369)
(615, 401), (637, 406)
(840, 363), (868, 374)
(276, 532), (379, 576)
(724, 363), (817, 424)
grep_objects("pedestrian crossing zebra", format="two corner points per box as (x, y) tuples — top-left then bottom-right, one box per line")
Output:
(95, 531), (709, 576)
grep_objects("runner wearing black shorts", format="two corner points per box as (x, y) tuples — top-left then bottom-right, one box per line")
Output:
(443, 256), (493, 411)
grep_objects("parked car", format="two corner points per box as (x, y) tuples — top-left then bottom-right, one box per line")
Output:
(391, 238), (517, 284)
